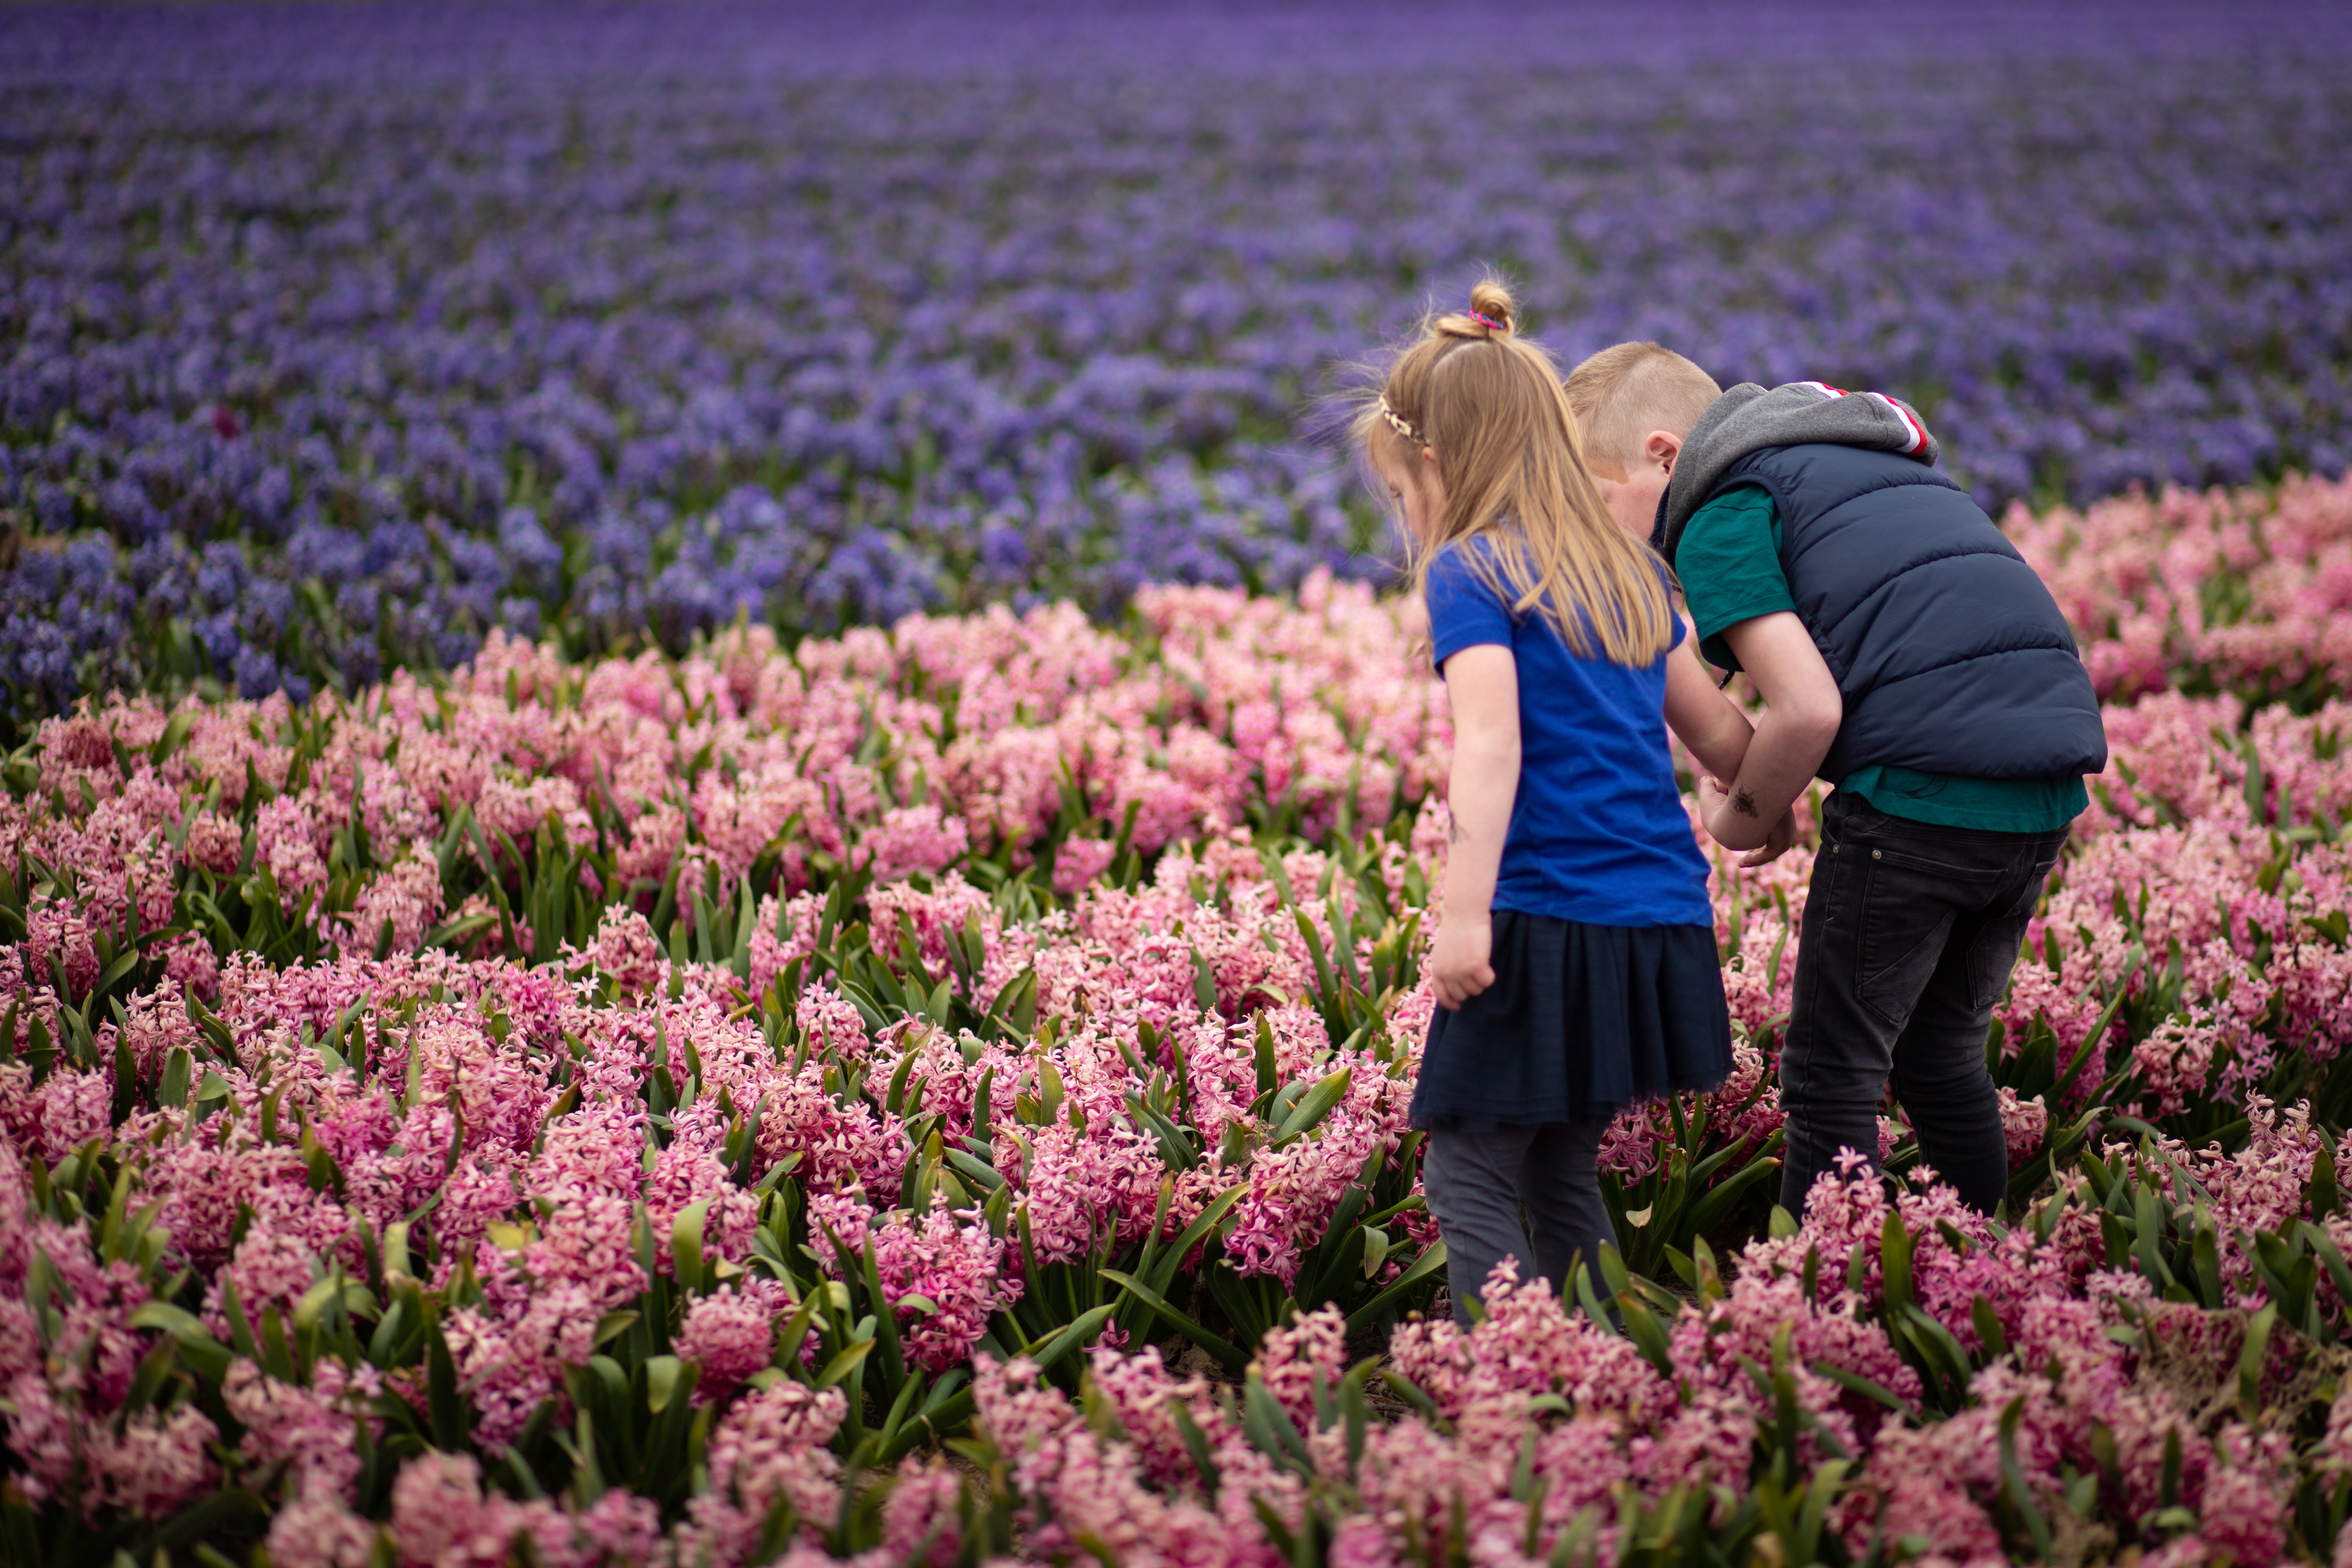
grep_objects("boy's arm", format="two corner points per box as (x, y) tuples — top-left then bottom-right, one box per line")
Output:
(1431, 644), (1519, 1011)
(1696, 611), (1843, 852)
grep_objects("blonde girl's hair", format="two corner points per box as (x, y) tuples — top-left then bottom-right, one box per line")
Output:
(1353, 279), (1676, 667)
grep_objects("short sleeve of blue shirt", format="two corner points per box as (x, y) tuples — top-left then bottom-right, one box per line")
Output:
(1419, 541), (1709, 929)
(1426, 548), (1517, 670)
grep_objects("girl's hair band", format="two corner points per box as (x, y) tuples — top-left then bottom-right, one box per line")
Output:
(1466, 310), (1506, 333)
(1378, 394), (1426, 445)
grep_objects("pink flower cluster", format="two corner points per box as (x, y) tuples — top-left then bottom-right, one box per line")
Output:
(0, 862), (1432, 1505)
(951, 1138), (2340, 1568)
(2009, 470), (2352, 704)
(259, 1448), (662, 1568)
(1, 575), (1443, 994)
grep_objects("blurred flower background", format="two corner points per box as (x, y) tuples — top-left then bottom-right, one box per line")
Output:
(3, 1), (2348, 727)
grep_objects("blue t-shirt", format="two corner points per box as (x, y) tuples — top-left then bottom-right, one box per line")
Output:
(1426, 543), (1715, 929)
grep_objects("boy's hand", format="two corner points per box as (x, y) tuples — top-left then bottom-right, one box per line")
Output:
(1740, 807), (1799, 867)
(1429, 914), (1495, 1011)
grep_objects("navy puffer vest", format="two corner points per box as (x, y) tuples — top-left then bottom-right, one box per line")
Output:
(1700, 443), (2107, 785)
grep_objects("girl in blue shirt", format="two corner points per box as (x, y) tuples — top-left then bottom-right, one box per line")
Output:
(1360, 280), (1792, 1325)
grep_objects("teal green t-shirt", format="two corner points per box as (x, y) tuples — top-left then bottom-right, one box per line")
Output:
(1676, 484), (2088, 834)
(1676, 485), (1793, 671)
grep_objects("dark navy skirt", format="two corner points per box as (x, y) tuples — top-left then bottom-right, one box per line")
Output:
(1409, 910), (1733, 1132)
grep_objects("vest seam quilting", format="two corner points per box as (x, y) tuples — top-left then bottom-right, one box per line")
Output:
(1845, 641), (2096, 691)
(1798, 542), (2037, 629)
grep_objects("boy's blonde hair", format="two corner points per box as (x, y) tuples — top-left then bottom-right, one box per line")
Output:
(1562, 342), (1723, 477)
(1355, 280), (1673, 668)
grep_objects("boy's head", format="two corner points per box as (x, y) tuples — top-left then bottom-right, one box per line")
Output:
(1564, 342), (1722, 540)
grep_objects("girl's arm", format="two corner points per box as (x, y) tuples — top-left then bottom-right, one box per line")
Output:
(1663, 620), (1800, 866)
(1662, 627), (1753, 784)
(1431, 644), (1519, 1011)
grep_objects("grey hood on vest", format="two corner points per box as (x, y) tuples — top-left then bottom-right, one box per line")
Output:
(1654, 382), (1940, 562)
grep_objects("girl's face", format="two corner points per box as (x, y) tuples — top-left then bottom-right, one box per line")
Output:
(1374, 439), (1447, 546)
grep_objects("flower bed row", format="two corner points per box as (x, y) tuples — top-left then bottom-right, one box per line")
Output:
(8, 559), (2352, 1562)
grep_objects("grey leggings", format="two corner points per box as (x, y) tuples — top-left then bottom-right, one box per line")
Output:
(1422, 1119), (1615, 1327)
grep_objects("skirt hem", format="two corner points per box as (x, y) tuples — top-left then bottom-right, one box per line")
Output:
(1406, 910), (1732, 1130)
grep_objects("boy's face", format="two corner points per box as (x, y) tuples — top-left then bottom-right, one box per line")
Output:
(1586, 429), (1683, 541)
(1373, 439), (1446, 546)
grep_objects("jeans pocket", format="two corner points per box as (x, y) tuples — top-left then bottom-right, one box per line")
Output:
(1965, 850), (2063, 1011)
(1855, 848), (1986, 1029)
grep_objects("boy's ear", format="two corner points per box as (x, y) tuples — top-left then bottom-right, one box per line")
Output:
(1644, 430), (1683, 474)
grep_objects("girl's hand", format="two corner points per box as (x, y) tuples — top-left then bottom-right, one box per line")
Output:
(1695, 774), (1752, 850)
(1695, 773), (1730, 833)
(1430, 913), (1496, 1011)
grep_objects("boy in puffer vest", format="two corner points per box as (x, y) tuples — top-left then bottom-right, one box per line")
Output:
(1565, 343), (2108, 1219)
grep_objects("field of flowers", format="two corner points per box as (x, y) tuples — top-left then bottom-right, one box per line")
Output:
(12, 4), (2352, 1566)
(5, 468), (2352, 1566)
(5, 3), (2352, 727)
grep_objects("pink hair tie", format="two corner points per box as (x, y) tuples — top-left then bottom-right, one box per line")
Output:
(1466, 310), (1506, 333)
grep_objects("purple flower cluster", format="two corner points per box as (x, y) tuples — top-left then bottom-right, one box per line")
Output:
(4, 1), (2350, 723)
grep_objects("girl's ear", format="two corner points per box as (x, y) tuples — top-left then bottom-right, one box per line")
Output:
(1419, 443), (1439, 468)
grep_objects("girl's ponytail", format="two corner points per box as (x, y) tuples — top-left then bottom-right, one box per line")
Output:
(1436, 279), (1515, 342)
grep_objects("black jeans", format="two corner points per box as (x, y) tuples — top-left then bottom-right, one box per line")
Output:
(1778, 792), (2067, 1216)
